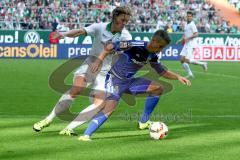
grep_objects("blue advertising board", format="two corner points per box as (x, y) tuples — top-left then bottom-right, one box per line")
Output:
(0, 43), (182, 60)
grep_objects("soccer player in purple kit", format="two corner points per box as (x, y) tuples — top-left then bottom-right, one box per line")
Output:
(78, 30), (191, 141)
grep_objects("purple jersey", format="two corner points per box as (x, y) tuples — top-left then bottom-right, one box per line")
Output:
(111, 41), (167, 79)
(106, 41), (167, 101)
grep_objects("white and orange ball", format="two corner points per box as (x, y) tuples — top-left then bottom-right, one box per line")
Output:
(149, 122), (168, 140)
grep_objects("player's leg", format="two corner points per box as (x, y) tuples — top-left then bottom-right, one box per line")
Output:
(78, 99), (119, 141)
(129, 78), (163, 129)
(33, 75), (87, 132)
(48, 75), (87, 121)
(188, 50), (208, 72)
(60, 72), (108, 135)
(180, 45), (194, 78)
(33, 60), (100, 132)
(60, 91), (106, 136)
(181, 56), (194, 78)
(78, 75), (128, 141)
(187, 46), (208, 71)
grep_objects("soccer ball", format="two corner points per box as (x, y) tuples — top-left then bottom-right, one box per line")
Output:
(149, 122), (168, 140)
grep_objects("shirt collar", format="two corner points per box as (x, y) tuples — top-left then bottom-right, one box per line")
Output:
(106, 22), (122, 34)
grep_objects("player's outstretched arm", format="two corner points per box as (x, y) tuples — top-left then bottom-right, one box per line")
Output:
(162, 70), (191, 86)
(62, 29), (87, 37)
(53, 29), (87, 39)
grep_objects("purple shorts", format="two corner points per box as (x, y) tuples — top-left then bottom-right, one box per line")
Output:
(105, 73), (152, 101)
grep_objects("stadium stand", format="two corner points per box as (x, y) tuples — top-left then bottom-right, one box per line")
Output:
(228, 0), (240, 12)
(209, 0), (240, 33)
(0, 0), (239, 33)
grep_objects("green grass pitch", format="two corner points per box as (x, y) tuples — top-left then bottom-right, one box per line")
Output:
(0, 59), (240, 160)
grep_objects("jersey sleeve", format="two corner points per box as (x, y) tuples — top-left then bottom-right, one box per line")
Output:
(84, 23), (99, 37)
(149, 54), (167, 75)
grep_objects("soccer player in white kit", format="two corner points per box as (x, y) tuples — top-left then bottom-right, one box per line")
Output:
(177, 11), (207, 78)
(33, 6), (132, 135)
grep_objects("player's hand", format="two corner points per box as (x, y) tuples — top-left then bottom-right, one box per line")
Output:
(89, 58), (102, 73)
(176, 39), (181, 44)
(183, 37), (188, 43)
(52, 31), (64, 40)
(176, 38), (186, 45)
(178, 76), (191, 86)
(104, 41), (115, 52)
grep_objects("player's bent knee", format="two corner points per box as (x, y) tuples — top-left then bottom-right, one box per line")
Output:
(73, 75), (86, 84)
(102, 105), (116, 117)
(180, 57), (186, 63)
(155, 85), (164, 95)
(102, 100), (118, 116)
(149, 84), (164, 96)
(93, 100), (105, 109)
(104, 109), (115, 117)
(69, 86), (84, 98)
(69, 76), (87, 98)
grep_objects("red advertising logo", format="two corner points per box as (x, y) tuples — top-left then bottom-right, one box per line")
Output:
(202, 46), (212, 60)
(195, 46), (240, 61)
(214, 47), (224, 60)
(193, 47), (201, 60)
(225, 47), (235, 60)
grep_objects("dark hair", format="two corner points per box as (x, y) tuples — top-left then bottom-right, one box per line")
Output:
(153, 30), (171, 44)
(187, 11), (193, 16)
(112, 6), (131, 21)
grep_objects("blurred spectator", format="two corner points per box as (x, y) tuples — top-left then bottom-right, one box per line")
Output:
(49, 27), (59, 44)
(165, 23), (173, 33)
(229, 0), (240, 12)
(237, 2), (240, 12)
(229, 0), (238, 8)
(230, 25), (238, 33)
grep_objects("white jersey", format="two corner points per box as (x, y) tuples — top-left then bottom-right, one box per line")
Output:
(180, 21), (198, 59)
(84, 22), (132, 71)
(183, 21), (198, 47)
(74, 22), (132, 92)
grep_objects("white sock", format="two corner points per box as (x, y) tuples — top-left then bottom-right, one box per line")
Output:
(189, 59), (205, 66)
(66, 104), (101, 130)
(46, 93), (74, 122)
(45, 110), (56, 123)
(182, 62), (193, 76)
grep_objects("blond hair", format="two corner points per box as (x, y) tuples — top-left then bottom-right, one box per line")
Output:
(112, 6), (132, 21)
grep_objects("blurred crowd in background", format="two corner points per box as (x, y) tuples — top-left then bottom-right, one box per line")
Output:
(0, 0), (239, 33)
(228, 0), (240, 12)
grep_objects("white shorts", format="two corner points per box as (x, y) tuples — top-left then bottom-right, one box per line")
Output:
(74, 59), (109, 92)
(180, 44), (195, 60)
